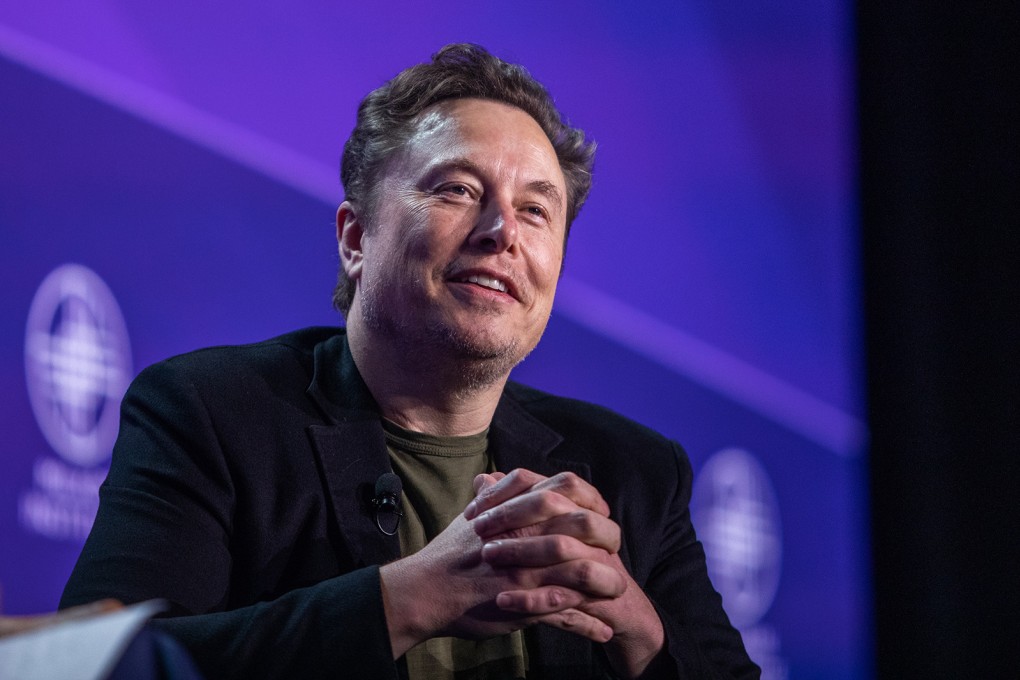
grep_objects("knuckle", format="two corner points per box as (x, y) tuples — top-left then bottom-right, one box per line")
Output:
(571, 510), (595, 536)
(491, 502), (514, 524)
(560, 609), (581, 629)
(503, 469), (524, 488)
(572, 561), (594, 590)
(545, 588), (565, 608)
(511, 468), (539, 486)
(554, 472), (582, 493)
(536, 490), (561, 515)
(547, 534), (572, 560)
(476, 479), (499, 499)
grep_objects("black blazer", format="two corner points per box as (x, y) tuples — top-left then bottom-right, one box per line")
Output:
(61, 328), (758, 679)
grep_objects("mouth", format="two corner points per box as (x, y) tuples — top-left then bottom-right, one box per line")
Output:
(448, 270), (518, 301)
(454, 273), (508, 293)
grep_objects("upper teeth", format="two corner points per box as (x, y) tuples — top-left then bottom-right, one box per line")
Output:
(463, 275), (507, 293)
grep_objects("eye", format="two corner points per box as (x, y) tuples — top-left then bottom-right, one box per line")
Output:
(523, 204), (549, 222)
(438, 183), (473, 198)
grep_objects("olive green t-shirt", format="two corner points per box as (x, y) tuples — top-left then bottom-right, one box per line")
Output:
(384, 420), (528, 680)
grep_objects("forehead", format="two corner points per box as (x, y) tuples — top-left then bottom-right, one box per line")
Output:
(393, 98), (565, 190)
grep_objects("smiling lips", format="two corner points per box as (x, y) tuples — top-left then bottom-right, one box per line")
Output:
(461, 273), (507, 293)
(450, 272), (515, 299)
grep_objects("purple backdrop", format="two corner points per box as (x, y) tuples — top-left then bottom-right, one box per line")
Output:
(0, 2), (867, 677)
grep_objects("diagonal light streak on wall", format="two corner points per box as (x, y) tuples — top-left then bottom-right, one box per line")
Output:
(555, 279), (866, 456)
(0, 23), (341, 206)
(0, 23), (866, 458)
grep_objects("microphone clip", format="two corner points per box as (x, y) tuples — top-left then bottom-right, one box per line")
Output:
(372, 473), (404, 536)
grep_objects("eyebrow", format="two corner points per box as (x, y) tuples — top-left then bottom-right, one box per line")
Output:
(422, 158), (483, 182)
(526, 180), (565, 213)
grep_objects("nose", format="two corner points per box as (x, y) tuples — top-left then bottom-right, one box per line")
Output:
(468, 199), (519, 253)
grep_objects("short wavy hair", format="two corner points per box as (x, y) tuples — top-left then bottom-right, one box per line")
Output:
(333, 43), (596, 315)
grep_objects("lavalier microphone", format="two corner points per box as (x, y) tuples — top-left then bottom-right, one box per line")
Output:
(372, 472), (403, 536)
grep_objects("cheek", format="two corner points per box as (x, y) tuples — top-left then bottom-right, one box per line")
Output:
(530, 237), (565, 287)
(372, 218), (432, 267)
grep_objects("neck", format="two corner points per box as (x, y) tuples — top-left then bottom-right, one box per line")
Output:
(346, 318), (509, 436)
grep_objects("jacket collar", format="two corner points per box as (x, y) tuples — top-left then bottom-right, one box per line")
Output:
(306, 330), (378, 418)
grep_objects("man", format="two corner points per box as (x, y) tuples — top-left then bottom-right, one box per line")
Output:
(61, 44), (759, 679)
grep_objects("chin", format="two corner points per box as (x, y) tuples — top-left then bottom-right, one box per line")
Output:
(443, 328), (521, 361)
(432, 325), (534, 383)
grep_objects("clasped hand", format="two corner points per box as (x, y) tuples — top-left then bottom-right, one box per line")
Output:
(464, 469), (625, 640)
(380, 468), (665, 678)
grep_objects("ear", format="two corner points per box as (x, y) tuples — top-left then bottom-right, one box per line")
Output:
(337, 201), (365, 283)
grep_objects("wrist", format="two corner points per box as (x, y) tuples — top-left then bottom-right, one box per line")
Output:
(379, 557), (434, 658)
(601, 585), (666, 678)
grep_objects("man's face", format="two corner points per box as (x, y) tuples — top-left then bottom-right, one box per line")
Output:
(348, 98), (568, 377)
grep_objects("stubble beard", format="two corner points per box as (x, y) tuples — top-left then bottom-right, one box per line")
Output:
(359, 275), (533, 394)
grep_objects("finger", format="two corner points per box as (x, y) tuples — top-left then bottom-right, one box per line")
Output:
(538, 608), (614, 644)
(465, 468), (547, 519)
(495, 586), (586, 614)
(539, 510), (620, 552)
(473, 486), (572, 535)
(474, 471), (611, 519)
(472, 473), (503, 496)
(531, 472), (611, 517)
(532, 558), (628, 599)
(474, 495), (621, 553)
(494, 588), (617, 643)
(481, 535), (599, 567)
(479, 521), (620, 562)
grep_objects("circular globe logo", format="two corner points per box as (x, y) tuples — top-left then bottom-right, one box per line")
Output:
(24, 264), (132, 467)
(691, 448), (782, 627)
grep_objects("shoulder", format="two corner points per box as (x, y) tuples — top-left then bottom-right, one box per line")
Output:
(502, 380), (689, 474)
(130, 326), (341, 399)
(504, 380), (672, 445)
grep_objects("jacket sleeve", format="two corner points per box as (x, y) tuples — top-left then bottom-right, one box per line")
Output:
(59, 360), (401, 680)
(628, 443), (761, 679)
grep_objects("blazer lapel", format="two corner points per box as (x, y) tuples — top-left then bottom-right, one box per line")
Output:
(489, 393), (590, 482)
(306, 333), (400, 568)
(308, 422), (400, 568)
